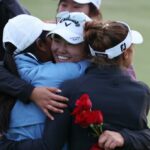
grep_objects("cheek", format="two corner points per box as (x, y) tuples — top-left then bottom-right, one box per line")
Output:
(57, 6), (65, 12)
(79, 6), (90, 15)
(71, 46), (85, 57)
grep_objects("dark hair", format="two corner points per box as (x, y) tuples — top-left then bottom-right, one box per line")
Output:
(89, 3), (102, 21)
(0, 2), (10, 60)
(84, 21), (128, 65)
(0, 31), (48, 133)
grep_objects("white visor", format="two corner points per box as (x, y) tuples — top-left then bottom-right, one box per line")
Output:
(73, 0), (101, 9)
(89, 21), (143, 59)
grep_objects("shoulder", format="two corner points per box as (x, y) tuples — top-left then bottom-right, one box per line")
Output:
(137, 81), (150, 95)
(55, 60), (90, 69)
(15, 53), (39, 64)
(54, 60), (90, 76)
(60, 74), (87, 96)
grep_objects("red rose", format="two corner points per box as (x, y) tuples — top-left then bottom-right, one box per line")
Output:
(74, 110), (92, 127)
(72, 94), (92, 115)
(90, 110), (103, 124)
(76, 94), (92, 109)
(72, 94), (104, 146)
(90, 143), (104, 150)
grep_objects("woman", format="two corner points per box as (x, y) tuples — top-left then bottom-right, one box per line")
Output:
(1, 12), (91, 141)
(57, 0), (102, 20)
(39, 21), (150, 150)
(0, 0), (102, 123)
(1, 20), (150, 150)
(0, 0), (65, 122)
(56, 0), (138, 82)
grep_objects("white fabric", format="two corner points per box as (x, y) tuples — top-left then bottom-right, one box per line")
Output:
(3, 14), (56, 54)
(49, 12), (92, 44)
(89, 21), (143, 59)
(73, 0), (101, 9)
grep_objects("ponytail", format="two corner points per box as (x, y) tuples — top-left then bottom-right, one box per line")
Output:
(0, 43), (18, 134)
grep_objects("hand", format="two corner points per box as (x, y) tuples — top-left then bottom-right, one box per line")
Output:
(98, 130), (124, 150)
(30, 87), (68, 120)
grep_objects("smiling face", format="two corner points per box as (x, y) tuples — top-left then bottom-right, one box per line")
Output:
(57, 0), (90, 16)
(51, 34), (88, 62)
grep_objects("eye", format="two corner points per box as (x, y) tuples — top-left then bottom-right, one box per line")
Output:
(73, 4), (82, 9)
(52, 34), (63, 44)
(53, 38), (61, 44)
(60, 2), (68, 8)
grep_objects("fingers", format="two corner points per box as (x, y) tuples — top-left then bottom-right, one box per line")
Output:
(47, 87), (62, 93)
(47, 103), (65, 113)
(98, 133), (108, 148)
(31, 87), (69, 119)
(98, 130), (124, 150)
(43, 101), (67, 120)
(103, 138), (115, 150)
(47, 99), (68, 109)
(43, 108), (54, 120)
(48, 92), (69, 102)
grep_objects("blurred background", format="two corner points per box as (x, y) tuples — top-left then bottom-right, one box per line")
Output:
(20, 0), (150, 125)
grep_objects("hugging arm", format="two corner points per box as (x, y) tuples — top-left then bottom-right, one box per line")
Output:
(119, 128), (150, 150)
(98, 128), (150, 150)
(0, 108), (71, 150)
(0, 65), (34, 103)
(42, 108), (71, 150)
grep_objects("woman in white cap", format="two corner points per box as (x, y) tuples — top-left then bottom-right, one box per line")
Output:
(0, 12), (91, 149)
(34, 21), (149, 150)
(56, 0), (139, 81)
(57, 0), (102, 20)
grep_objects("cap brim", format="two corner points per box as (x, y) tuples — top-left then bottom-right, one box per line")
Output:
(73, 0), (91, 4)
(43, 23), (56, 31)
(50, 28), (84, 44)
(131, 30), (143, 44)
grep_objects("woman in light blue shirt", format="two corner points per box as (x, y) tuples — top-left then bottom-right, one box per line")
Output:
(2, 12), (91, 141)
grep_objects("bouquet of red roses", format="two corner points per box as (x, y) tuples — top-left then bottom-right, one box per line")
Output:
(72, 94), (104, 150)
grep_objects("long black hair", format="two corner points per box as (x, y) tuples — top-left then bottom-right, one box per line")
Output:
(0, 30), (51, 133)
(0, 43), (18, 134)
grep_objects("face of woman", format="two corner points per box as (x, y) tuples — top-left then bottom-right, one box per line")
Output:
(58, 0), (90, 16)
(36, 37), (54, 62)
(51, 35), (87, 62)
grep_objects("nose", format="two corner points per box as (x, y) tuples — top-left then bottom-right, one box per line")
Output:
(58, 43), (67, 54)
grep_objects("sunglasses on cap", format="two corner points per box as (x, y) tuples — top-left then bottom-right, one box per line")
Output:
(56, 11), (92, 24)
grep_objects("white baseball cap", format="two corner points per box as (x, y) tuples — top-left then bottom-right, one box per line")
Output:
(73, 0), (101, 9)
(89, 21), (143, 59)
(3, 14), (56, 54)
(49, 12), (92, 44)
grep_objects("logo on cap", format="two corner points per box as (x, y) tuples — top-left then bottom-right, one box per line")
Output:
(60, 18), (80, 27)
(120, 43), (126, 52)
(65, 22), (72, 27)
(70, 37), (80, 41)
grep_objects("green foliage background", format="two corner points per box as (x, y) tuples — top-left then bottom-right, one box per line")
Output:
(20, 0), (150, 125)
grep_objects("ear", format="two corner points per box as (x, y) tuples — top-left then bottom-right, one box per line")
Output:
(36, 39), (47, 52)
(122, 48), (129, 60)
